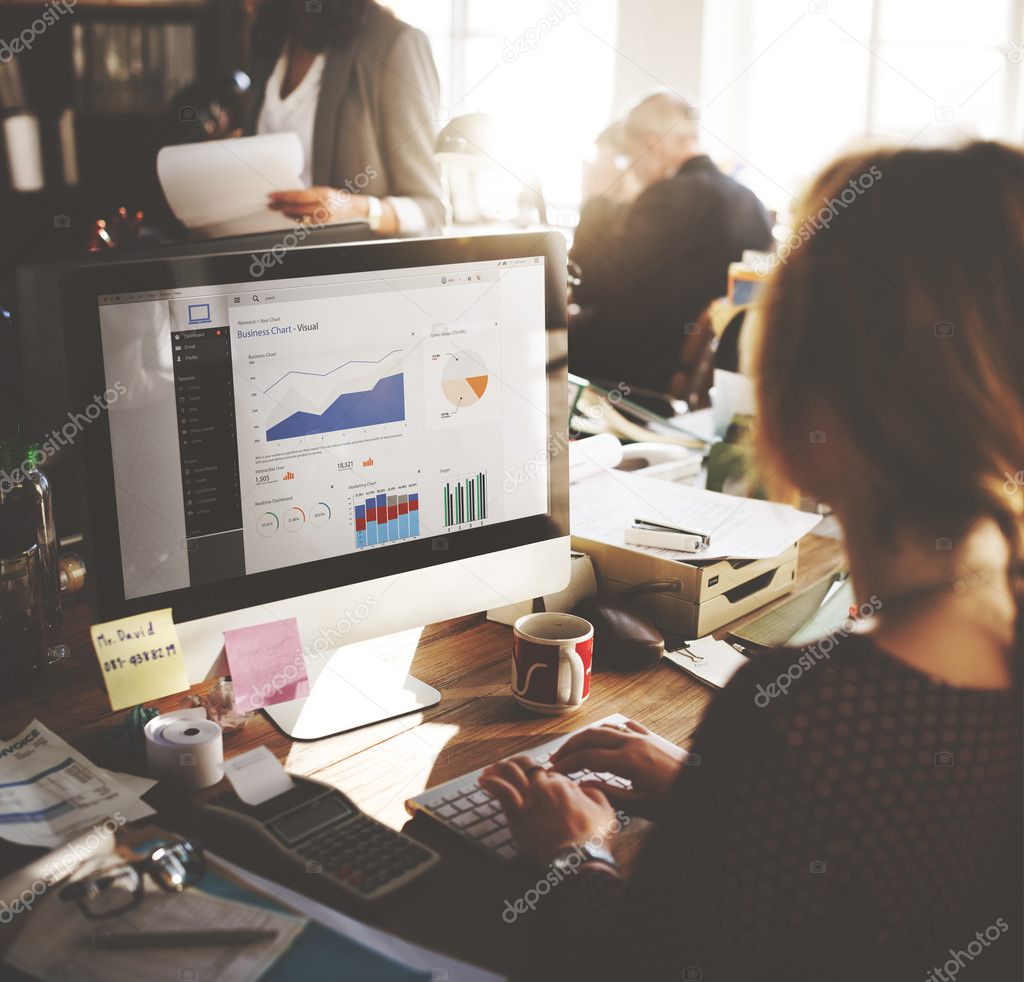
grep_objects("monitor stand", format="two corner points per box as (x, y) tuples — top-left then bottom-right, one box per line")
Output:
(264, 630), (440, 740)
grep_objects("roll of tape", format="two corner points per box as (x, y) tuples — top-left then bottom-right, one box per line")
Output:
(144, 711), (224, 790)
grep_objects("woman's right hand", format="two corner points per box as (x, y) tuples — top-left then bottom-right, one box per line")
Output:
(550, 719), (687, 820)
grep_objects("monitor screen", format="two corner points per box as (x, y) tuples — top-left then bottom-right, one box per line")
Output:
(93, 252), (552, 604)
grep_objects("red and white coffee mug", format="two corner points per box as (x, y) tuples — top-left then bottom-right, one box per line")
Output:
(511, 612), (593, 714)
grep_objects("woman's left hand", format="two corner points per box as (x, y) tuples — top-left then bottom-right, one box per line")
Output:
(267, 186), (368, 223)
(479, 756), (620, 864)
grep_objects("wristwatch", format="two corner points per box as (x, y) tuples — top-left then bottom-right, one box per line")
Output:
(364, 195), (384, 232)
(549, 841), (618, 876)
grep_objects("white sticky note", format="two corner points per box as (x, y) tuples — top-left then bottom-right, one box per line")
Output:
(222, 746), (294, 806)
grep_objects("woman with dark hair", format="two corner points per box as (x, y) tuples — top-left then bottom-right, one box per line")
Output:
(247, 0), (444, 235)
(480, 141), (1024, 981)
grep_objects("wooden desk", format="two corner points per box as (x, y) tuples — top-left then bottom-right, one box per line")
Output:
(0, 534), (843, 979)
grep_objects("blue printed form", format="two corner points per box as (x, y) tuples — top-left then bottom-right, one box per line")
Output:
(0, 720), (155, 848)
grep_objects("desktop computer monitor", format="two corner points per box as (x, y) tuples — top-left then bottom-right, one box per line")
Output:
(5, 223), (372, 540)
(9, 222), (374, 444)
(67, 232), (570, 738)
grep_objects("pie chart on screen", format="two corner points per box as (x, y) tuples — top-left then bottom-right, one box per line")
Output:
(441, 351), (489, 408)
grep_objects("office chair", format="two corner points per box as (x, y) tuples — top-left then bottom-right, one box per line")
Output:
(669, 300), (751, 409)
(667, 300), (719, 407)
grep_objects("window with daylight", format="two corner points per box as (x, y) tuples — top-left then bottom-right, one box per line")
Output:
(700, 0), (1024, 210)
(381, 0), (619, 213)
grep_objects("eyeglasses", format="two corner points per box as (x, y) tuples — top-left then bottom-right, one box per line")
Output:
(59, 839), (206, 920)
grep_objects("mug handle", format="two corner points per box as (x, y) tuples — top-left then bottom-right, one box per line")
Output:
(556, 642), (586, 706)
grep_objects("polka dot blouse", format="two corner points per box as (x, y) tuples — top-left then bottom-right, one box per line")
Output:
(535, 634), (1022, 981)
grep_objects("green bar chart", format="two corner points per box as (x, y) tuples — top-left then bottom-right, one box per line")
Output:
(442, 471), (487, 527)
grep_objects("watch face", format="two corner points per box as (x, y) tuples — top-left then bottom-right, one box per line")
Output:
(553, 843), (616, 872)
(583, 844), (616, 866)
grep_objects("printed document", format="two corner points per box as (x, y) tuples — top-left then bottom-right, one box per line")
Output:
(572, 470), (822, 561)
(0, 720), (155, 848)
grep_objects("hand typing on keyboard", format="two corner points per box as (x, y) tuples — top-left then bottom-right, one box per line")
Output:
(405, 714), (685, 863)
(479, 755), (620, 865)
(550, 718), (688, 821)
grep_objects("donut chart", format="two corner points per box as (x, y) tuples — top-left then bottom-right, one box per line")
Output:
(441, 352), (489, 408)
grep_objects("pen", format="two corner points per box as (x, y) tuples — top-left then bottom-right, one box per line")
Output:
(89, 929), (279, 949)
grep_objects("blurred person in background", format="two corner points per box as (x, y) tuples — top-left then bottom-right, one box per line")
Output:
(247, 0), (444, 234)
(568, 121), (641, 285)
(569, 90), (772, 391)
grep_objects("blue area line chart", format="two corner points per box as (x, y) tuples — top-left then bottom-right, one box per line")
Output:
(266, 372), (406, 441)
(263, 348), (402, 395)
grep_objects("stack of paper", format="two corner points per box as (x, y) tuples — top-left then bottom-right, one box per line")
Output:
(5, 877), (307, 982)
(571, 470), (822, 561)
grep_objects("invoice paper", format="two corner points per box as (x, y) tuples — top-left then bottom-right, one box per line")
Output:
(0, 720), (155, 848)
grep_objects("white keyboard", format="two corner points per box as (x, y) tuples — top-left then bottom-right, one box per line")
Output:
(405, 713), (676, 861)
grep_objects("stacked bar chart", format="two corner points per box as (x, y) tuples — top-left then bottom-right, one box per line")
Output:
(354, 489), (420, 548)
(442, 472), (487, 528)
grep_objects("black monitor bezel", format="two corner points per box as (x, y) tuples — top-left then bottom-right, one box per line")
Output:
(67, 231), (568, 624)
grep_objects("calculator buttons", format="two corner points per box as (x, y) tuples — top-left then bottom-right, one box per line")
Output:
(465, 818), (499, 838)
(296, 815), (439, 901)
(482, 828), (513, 849)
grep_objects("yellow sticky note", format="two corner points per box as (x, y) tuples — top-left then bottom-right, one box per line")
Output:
(90, 608), (190, 711)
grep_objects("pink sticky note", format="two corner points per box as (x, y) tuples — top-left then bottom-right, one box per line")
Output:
(223, 617), (309, 714)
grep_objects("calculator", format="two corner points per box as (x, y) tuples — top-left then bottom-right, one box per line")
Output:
(203, 774), (440, 903)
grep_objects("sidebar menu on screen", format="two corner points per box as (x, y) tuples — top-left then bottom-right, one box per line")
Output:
(171, 326), (246, 582)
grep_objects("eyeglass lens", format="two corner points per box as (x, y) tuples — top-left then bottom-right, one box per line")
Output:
(148, 840), (206, 892)
(78, 864), (142, 917)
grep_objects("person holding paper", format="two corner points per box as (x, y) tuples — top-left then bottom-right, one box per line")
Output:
(247, 0), (444, 235)
(480, 142), (1023, 981)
